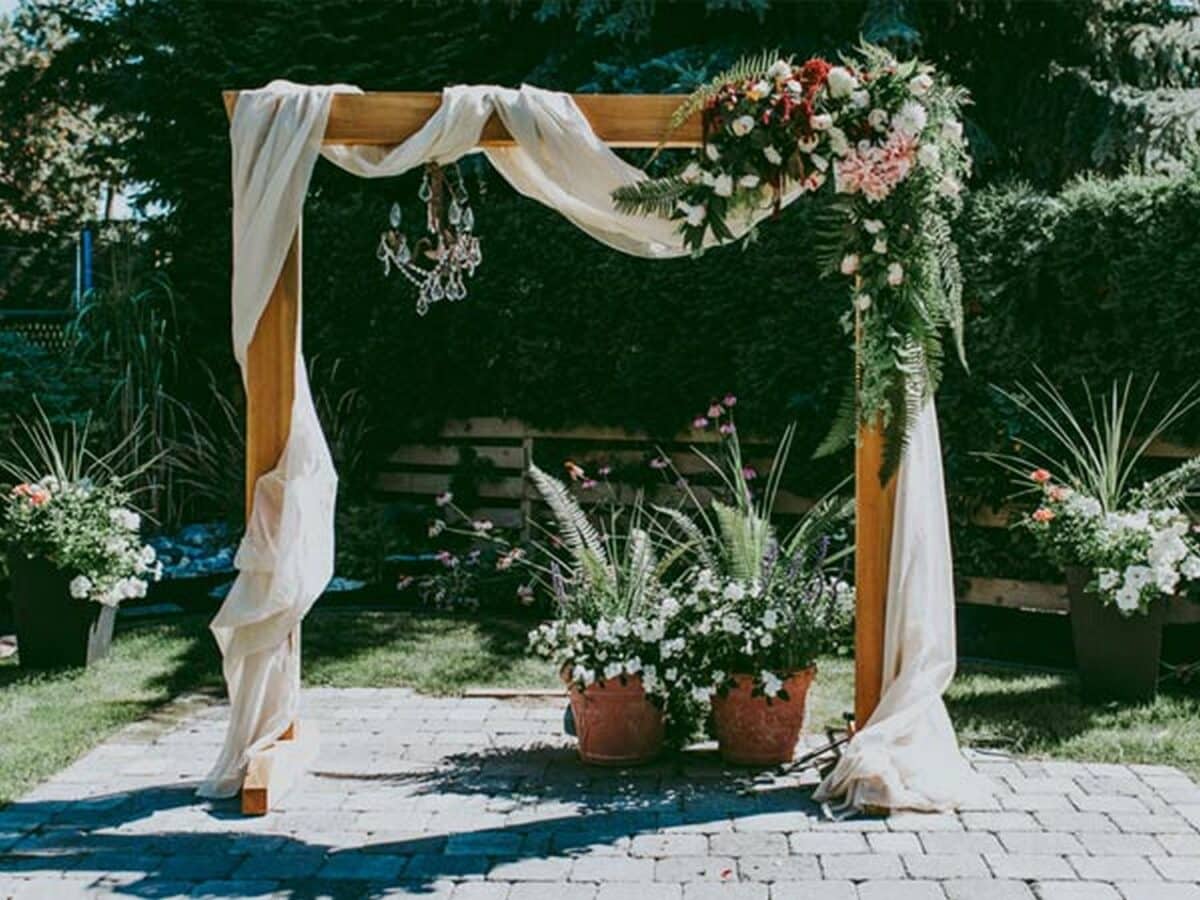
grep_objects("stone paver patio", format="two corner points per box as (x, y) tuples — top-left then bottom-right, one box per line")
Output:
(3, 689), (1200, 899)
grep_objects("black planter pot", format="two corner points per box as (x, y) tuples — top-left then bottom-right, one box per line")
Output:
(1065, 566), (1165, 702)
(8, 554), (116, 669)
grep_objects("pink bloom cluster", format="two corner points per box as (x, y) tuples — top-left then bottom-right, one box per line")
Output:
(834, 131), (917, 202)
(11, 483), (50, 506)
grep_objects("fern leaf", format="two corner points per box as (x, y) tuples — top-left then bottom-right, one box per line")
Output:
(528, 464), (608, 568)
(1132, 455), (1200, 509)
(612, 176), (691, 218)
(814, 382), (857, 459)
(661, 49), (785, 141)
(653, 504), (719, 572)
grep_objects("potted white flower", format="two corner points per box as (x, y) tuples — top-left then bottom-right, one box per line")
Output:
(1, 414), (162, 669)
(656, 399), (853, 764)
(986, 374), (1200, 700)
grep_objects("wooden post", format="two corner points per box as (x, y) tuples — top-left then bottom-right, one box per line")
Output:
(853, 424), (897, 729)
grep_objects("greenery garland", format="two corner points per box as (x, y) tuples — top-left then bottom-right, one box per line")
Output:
(613, 43), (971, 481)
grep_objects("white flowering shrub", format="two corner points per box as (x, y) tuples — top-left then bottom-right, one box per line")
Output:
(1024, 468), (1200, 616)
(2, 476), (161, 606)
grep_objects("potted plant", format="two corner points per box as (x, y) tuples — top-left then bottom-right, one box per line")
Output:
(657, 398), (854, 765)
(0, 413), (162, 669)
(522, 464), (689, 765)
(986, 373), (1200, 700)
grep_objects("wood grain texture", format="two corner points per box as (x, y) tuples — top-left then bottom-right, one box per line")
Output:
(241, 720), (319, 816)
(221, 91), (701, 147)
(853, 423), (897, 729)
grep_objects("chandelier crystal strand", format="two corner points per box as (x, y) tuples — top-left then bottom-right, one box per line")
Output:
(377, 162), (482, 315)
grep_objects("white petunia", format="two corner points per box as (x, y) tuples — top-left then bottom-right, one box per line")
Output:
(887, 262), (904, 285)
(840, 253), (861, 276)
(826, 66), (858, 98)
(731, 115), (756, 137)
(1182, 556), (1200, 580)
(69, 575), (92, 599)
(1097, 569), (1120, 591)
(908, 72), (934, 96)
(1115, 584), (1141, 613)
(713, 174), (734, 197)
(723, 582), (746, 602)
(110, 508), (141, 531)
(738, 174), (761, 189)
(761, 609), (779, 629)
(760, 670), (784, 698)
(763, 146), (783, 166)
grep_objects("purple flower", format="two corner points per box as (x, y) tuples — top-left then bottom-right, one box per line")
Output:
(723, 394), (738, 407)
(693, 416), (710, 429)
(719, 423), (736, 436)
(742, 466), (758, 481)
(581, 479), (598, 490)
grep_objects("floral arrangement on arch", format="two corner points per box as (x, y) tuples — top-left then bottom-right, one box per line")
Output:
(613, 44), (971, 479)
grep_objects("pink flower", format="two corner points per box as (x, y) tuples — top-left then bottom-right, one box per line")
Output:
(581, 479), (598, 490)
(707, 403), (723, 418)
(1030, 469), (1052, 484)
(693, 416), (710, 429)
(1048, 485), (1071, 502)
(1032, 508), (1056, 523)
(723, 394), (737, 407)
(720, 423), (736, 436)
(742, 466), (758, 481)
(436, 550), (458, 568)
(12, 483), (49, 506)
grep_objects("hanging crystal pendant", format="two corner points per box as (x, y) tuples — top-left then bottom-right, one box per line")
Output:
(378, 162), (483, 315)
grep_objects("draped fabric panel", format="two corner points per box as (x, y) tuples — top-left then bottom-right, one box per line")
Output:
(201, 81), (989, 813)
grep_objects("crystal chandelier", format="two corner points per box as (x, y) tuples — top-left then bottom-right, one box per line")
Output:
(377, 162), (482, 315)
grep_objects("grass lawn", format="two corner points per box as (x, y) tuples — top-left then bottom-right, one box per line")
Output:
(2, 607), (1199, 805)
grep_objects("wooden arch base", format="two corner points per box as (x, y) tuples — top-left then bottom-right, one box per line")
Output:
(227, 89), (897, 814)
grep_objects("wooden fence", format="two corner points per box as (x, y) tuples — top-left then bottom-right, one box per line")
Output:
(375, 417), (1197, 615)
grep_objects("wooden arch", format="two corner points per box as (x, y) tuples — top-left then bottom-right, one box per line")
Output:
(222, 90), (896, 814)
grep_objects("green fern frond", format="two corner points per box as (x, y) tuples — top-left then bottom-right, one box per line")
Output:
(653, 504), (719, 572)
(612, 176), (691, 218)
(814, 382), (857, 459)
(1132, 454), (1200, 509)
(662, 49), (785, 140)
(528, 463), (608, 567)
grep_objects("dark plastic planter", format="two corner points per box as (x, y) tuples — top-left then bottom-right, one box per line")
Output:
(8, 554), (116, 669)
(1065, 566), (1164, 702)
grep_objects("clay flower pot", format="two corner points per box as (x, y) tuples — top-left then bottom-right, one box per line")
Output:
(564, 672), (665, 766)
(711, 667), (816, 766)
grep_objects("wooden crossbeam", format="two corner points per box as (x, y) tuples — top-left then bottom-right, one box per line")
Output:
(222, 91), (702, 148)
(226, 87), (895, 812)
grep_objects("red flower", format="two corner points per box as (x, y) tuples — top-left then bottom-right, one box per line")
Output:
(1030, 469), (1052, 484)
(799, 58), (832, 89)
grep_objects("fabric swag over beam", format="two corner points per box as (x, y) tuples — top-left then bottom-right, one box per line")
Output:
(204, 81), (990, 815)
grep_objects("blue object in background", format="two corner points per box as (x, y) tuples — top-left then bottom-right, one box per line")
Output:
(80, 228), (94, 298)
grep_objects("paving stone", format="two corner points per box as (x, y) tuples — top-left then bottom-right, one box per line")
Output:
(941, 879), (1034, 900)
(1033, 811), (1117, 833)
(1032, 883), (1120, 900)
(788, 833), (869, 854)
(450, 884), (512, 900)
(1076, 832), (1163, 856)
(919, 832), (1003, 855)
(1071, 794), (1148, 814)
(1158, 833), (1200, 855)
(1151, 855), (1200, 882)
(866, 833), (921, 854)
(818, 853), (904, 880)
(508, 885), (596, 900)
(654, 856), (738, 883)
(632, 834), (710, 858)
(682, 885), (767, 900)
(708, 833), (788, 857)
(888, 813), (963, 833)
(1068, 854), (1160, 881)
(857, 882), (946, 900)
(571, 856), (656, 882)
(489, 857), (573, 881)
(983, 853), (1074, 880)
(731, 812), (815, 832)
(961, 812), (1041, 832)
(1110, 813), (1195, 834)
(770, 884), (855, 900)
(995, 831), (1085, 855)
(901, 853), (989, 879)
(736, 855), (820, 882)
(1115, 884), (1200, 900)
(596, 886), (681, 900)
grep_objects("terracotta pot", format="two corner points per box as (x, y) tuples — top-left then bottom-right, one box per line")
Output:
(1066, 566), (1164, 702)
(711, 667), (816, 766)
(564, 672), (665, 766)
(8, 554), (116, 669)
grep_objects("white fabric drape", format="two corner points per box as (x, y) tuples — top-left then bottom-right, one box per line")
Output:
(202, 80), (988, 813)
(813, 404), (991, 811)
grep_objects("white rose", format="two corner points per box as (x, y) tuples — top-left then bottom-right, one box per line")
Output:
(868, 108), (889, 131)
(908, 72), (934, 96)
(713, 174), (734, 197)
(681, 161), (702, 183)
(826, 66), (858, 98)
(917, 143), (940, 167)
(763, 146), (783, 165)
(854, 294), (872, 311)
(677, 202), (707, 227)
(69, 575), (92, 599)
(840, 253), (861, 276)
(749, 79), (772, 99)
(863, 218), (885, 234)
(810, 113), (833, 131)
(942, 119), (964, 143)
(887, 262), (904, 286)
(767, 60), (792, 81)
(850, 89), (870, 109)
(731, 115), (755, 137)
(737, 174), (761, 189)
